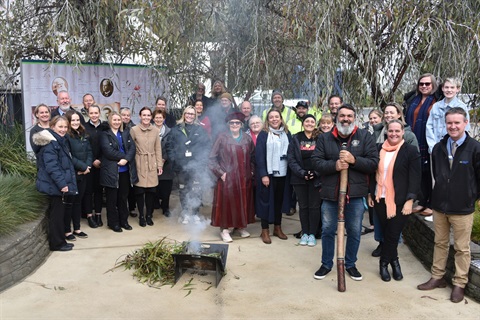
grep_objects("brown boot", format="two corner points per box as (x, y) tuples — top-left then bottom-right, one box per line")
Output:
(451, 285), (465, 303)
(261, 229), (271, 244)
(273, 225), (288, 240)
(417, 277), (447, 290)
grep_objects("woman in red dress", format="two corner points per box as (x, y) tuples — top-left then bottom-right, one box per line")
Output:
(209, 112), (256, 242)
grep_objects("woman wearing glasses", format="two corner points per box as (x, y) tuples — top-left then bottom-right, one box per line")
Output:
(209, 112), (256, 242)
(404, 73), (439, 216)
(171, 106), (210, 224)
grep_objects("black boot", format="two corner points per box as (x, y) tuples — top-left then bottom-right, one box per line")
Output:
(138, 215), (146, 227)
(87, 215), (98, 228)
(95, 214), (103, 227)
(372, 242), (383, 257)
(146, 215), (154, 226)
(390, 258), (403, 281)
(379, 260), (391, 282)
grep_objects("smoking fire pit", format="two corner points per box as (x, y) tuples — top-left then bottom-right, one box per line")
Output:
(172, 242), (229, 287)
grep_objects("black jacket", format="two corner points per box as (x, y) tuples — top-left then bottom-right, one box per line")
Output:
(84, 121), (109, 161)
(431, 133), (480, 215)
(159, 126), (175, 181)
(67, 131), (93, 173)
(369, 143), (421, 207)
(99, 128), (138, 188)
(33, 129), (78, 196)
(312, 126), (379, 201)
(287, 133), (321, 186)
(170, 123), (210, 173)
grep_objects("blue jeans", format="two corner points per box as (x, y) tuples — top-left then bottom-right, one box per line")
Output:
(321, 198), (364, 269)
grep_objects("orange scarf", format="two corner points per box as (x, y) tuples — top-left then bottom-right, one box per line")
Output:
(375, 139), (404, 218)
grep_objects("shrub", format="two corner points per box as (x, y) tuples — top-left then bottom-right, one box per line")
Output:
(0, 174), (47, 236)
(0, 124), (37, 179)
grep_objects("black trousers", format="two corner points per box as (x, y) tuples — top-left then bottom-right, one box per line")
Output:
(294, 181), (321, 235)
(418, 164), (432, 209)
(84, 167), (103, 214)
(374, 198), (411, 263)
(135, 186), (156, 218)
(157, 179), (173, 211)
(105, 172), (131, 226)
(49, 196), (68, 250)
(64, 175), (86, 232)
(261, 176), (285, 229)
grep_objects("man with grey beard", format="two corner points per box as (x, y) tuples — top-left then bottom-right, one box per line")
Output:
(51, 90), (86, 125)
(311, 104), (378, 282)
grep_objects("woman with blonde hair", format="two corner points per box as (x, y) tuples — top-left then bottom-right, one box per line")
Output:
(171, 106), (210, 224)
(30, 103), (51, 155)
(100, 112), (138, 231)
(255, 109), (292, 244)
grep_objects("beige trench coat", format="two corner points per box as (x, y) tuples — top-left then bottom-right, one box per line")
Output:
(130, 124), (163, 188)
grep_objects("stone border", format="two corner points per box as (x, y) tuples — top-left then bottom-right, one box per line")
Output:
(403, 214), (480, 302)
(0, 215), (50, 292)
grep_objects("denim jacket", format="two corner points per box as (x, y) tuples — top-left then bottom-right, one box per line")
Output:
(426, 96), (470, 154)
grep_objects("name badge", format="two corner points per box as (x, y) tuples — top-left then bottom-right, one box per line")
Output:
(185, 150), (192, 157)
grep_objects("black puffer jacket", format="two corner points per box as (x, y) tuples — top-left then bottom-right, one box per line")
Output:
(67, 131), (93, 172)
(99, 128), (138, 188)
(84, 121), (109, 161)
(33, 129), (78, 196)
(312, 126), (379, 201)
(431, 134), (480, 215)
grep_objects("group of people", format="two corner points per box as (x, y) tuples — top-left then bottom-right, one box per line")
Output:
(31, 76), (479, 303)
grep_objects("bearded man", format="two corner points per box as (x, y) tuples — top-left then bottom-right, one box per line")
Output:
(311, 104), (379, 282)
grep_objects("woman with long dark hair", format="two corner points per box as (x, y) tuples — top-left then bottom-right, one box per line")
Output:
(64, 111), (92, 240)
(404, 73), (438, 216)
(130, 107), (163, 227)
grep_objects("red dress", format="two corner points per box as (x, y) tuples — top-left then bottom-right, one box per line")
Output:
(209, 131), (256, 228)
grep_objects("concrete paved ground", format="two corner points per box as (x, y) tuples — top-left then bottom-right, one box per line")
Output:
(1, 191), (479, 319)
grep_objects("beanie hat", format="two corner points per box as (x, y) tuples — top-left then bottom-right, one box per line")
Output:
(271, 90), (284, 102)
(302, 114), (316, 124)
(220, 92), (233, 102)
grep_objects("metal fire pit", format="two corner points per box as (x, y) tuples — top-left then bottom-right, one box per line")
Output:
(172, 242), (229, 287)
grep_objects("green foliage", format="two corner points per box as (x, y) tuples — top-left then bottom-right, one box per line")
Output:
(472, 207), (480, 244)
(115, 238), (186, 288)
(0, 124), (37, 179)
(0, 174), (47, 236)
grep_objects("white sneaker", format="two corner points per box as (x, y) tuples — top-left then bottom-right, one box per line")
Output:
(221, 229), (233, 242)
(182, 216), (190, 224)
(193, 215), (201, 224)
(424, 215), (433, 222)
(299, 233), (308, 246)
(238, 228), (250, 238)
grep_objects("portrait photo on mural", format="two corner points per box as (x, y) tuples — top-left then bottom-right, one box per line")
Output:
(21, 60), (169, 153)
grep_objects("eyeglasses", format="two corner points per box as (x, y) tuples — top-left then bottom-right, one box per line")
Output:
(185, 112), (196, 116)
(419, 82), (431, 87)
(229, 121), (242, 126)
(197, 87), (205, 91)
